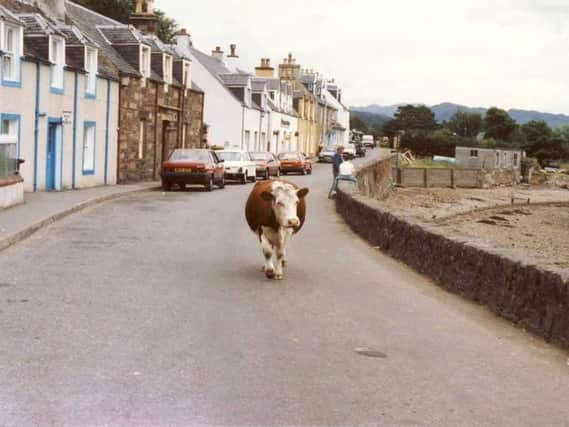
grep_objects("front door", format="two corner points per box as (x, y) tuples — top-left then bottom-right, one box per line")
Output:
(46, 123), (57, 191)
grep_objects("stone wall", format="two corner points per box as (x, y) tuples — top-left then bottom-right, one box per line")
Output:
(392, 167), (518, 189)
(0, 176), (24, 210)
(335, 180), (569, 349)
(118, 78), (204, 183)
(356, 154), (393, 200)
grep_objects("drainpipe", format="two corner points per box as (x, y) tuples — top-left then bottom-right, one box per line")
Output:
(200, 92), (205, 148)
(178, 86), (185, 148)
(258, 110), (263, 152)
(241, 105), (245, 150)
(33, 60), (41, 192)
(104, 79), (111, 185)
(71, 71), (78, 189)
(116, 77), (123, 184)
(153, 80), (159, 179)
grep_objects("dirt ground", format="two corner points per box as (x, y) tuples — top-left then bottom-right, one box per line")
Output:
(381, 186), (569, 270)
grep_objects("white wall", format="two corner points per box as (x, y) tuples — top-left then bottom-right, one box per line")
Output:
(0, 60), (118, 192)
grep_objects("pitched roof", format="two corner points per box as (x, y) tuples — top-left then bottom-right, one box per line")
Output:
(0, 4), (22, 26)
(219, 73), (250, 87)
(98, 25), (141, 45)
(251, 79), (266, 92)
(17, 13), (63, 35)
(189, 46), (231, 76)
(59, 25), (98, 47)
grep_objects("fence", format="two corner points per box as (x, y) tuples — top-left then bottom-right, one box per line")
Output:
(392, 167), (518, 189)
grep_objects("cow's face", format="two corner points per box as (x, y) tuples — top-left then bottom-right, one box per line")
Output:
(261, 182), (309, 229)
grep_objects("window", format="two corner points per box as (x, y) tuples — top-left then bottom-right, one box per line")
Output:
(495, 152), (500, 167)
(513, 153), (519, 167)
(163, 54), (173, 86)
(244, 130), (250, 149)
(82, 122), (96, 174)
(49, 36), (65, 92)
(138, 120), (145, 159)
(0, 115), (19, 177)
(182, 60), (191, 88)
(1, 23), (22, 85)
(470, 149), (478, 158)
(85, 47), (98, 97)
(140, 44), (151, 80)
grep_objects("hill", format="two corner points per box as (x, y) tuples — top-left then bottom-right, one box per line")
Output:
(351, 102), (569, 129)
(350, 110), (392, 130)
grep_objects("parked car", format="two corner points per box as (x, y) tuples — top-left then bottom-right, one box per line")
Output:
(249, 152), (281, 179)
(319, 146), (336, 163)
(160, 148), (225, 192)
(278, 152), (312, 175)
(343, 143), (356, 158)
(362, 135), (375, 148)
(215, 149), (257, 184)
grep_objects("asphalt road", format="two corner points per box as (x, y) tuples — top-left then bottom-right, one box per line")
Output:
(1, 160), (568, 426)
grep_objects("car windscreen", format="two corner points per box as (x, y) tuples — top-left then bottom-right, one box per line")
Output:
(217, 152), (243, 161)
(250, 153), (273, 161)
(278, 153), (300, 160)
(170, 150), (209, 161)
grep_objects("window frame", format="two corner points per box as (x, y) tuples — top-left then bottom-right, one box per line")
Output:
(182, 59), (191, 89)
(469, 149), (479, 158)
(82, 121), (96, 175)
(163, 53), (173, 86)
(139, 44), (151, 81)
(1, 22), (23, 87)
(49, 35), (66, 94)
(0, 113), (20, 177)
(84, 46), (98, 98)
(138, 120), (145, 160)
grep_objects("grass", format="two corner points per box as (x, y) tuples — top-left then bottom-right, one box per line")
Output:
(403, 157), (455, 169)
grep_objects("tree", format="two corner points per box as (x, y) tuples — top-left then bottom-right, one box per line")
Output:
(393, 104), (437, 132)
(484, 107), (517, 142)
(520, 120), (552, 147)
(447, 111), (483, 138)
(75, 0), (177, 43)
(350, 116), (368, 133)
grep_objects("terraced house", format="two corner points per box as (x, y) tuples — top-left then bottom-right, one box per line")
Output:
(66, 0), (205, 183)
(0, 0), (119, 208)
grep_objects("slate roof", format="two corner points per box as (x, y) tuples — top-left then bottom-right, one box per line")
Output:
(0, 4), (22, 26)
(251, 79), (266, 92)
(17, 13), (63, 35)
(219, 73), (250, 87)
(59, 25), (98, 47)
(189, 46), (231, 76)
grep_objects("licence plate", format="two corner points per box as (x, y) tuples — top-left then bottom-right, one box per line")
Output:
(175, 168), (192, 173)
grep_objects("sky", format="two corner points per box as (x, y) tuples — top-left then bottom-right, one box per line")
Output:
(158, 0), (569, 114)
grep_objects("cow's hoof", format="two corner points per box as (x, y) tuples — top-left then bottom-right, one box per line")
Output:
(265, 269), (276, 279)
(275, 274), (284, 280)
(282, 260), (288, 268)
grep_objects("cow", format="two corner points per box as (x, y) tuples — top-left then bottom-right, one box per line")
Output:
(245, 179), (309, 280)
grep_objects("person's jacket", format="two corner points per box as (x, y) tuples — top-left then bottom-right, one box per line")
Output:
(332, 153), (343, 176)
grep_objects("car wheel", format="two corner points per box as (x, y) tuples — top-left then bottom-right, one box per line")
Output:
(307, 168), (312, 175)
(264, 169), (270, 180)
(276, 168), (281, 177)
(217, 175), (225, 189)
(240, 172), (247, 185)
(162, 180), (172, 191)
(249, 173), (256, 183)
(302, 168), (307, 176)
(205, 174), (214, 192)
(180, 183), (187, 190)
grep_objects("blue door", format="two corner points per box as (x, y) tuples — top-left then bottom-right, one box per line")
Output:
(46, 123), (57, 191)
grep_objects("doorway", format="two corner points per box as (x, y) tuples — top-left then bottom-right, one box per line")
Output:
(46, 120), (62, 191)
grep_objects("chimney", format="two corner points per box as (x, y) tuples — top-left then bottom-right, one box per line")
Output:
(176, 28), (193, 50)
(35, 0), (65, 23)
(211, 46), (224, 61)
(130, 0), (158, 34)
(279, 52), (301, 82)
(255, 57), (274, 78)
(225, 44), (240, 71)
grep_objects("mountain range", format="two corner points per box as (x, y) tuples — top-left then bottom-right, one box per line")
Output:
(350, 102), (569, 129)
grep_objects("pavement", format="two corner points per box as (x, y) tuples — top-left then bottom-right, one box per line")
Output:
(1, 158), (569, 426)
(0, 182), (159, 252)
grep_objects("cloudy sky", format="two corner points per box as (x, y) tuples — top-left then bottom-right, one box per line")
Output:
(158, 0), (569, 114)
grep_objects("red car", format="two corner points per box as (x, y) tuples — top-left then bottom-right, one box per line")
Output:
(160, 148), (225, 191)
(250, 152), (281, 179)
(278, 152), (312, 175)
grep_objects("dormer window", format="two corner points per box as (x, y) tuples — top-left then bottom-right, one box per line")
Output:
(163, 53), (173, 87)
(49, 35), (65, 92)
(182, 60), (191, 88)
(140, 44), (151, 79)
(1, 23), (23, 85)
(85, 46), (98, 97)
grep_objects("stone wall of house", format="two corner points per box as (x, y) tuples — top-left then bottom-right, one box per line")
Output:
(118, 78), (204, 183)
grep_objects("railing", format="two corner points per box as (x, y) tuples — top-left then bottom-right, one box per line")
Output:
(0, 143), (18, 178)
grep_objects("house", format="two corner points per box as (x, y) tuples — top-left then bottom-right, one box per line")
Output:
(0, 0), (120, 200)
(175, 31), (267, 151)
(66, 0), (205, 183)
(455, 145), (523, 171)
(323, 80), (350, 147)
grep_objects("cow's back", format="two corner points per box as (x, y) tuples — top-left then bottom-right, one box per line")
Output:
(245, 179), (306, 234)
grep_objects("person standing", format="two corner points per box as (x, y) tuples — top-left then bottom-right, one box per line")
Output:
(328, 145), (344, 199)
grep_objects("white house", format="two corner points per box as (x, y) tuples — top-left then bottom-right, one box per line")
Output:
(0, 0), (118, 200)
(175, 32), (267, 151)
(323, 80), (350, 147)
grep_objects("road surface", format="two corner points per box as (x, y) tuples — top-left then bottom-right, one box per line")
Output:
(1, 161), (568, 426)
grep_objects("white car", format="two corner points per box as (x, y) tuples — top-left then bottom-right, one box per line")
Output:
(215, 150), (257, 184)
(343, 143), (356, 158)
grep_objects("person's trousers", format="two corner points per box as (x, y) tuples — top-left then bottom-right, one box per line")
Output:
(329, 175), (358, 198)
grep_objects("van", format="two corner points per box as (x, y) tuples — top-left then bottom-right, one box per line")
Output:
(362, 135), (375, 148)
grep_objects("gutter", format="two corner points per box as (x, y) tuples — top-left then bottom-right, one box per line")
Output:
(72, 71), (78, 189)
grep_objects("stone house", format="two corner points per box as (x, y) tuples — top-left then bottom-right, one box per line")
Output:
(66, 0), (205, 183)
(0, 0), (120, 209)
(455, 145), (523, 171)
(175, 31), (268, 151)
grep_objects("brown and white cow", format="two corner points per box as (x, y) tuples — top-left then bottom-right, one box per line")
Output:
(245, 179), (309, 280)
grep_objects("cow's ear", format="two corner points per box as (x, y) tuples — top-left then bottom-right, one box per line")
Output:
(297, 188), (309, 198)
(260, 191), (274, 201)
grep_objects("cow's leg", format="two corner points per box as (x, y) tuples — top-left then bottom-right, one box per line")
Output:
(260, 228), (276, 279)
(274, 228), (289, 280)
(281, 228), (293, 267)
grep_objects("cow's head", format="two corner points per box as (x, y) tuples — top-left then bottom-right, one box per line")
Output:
(261, 182), (309, 229)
